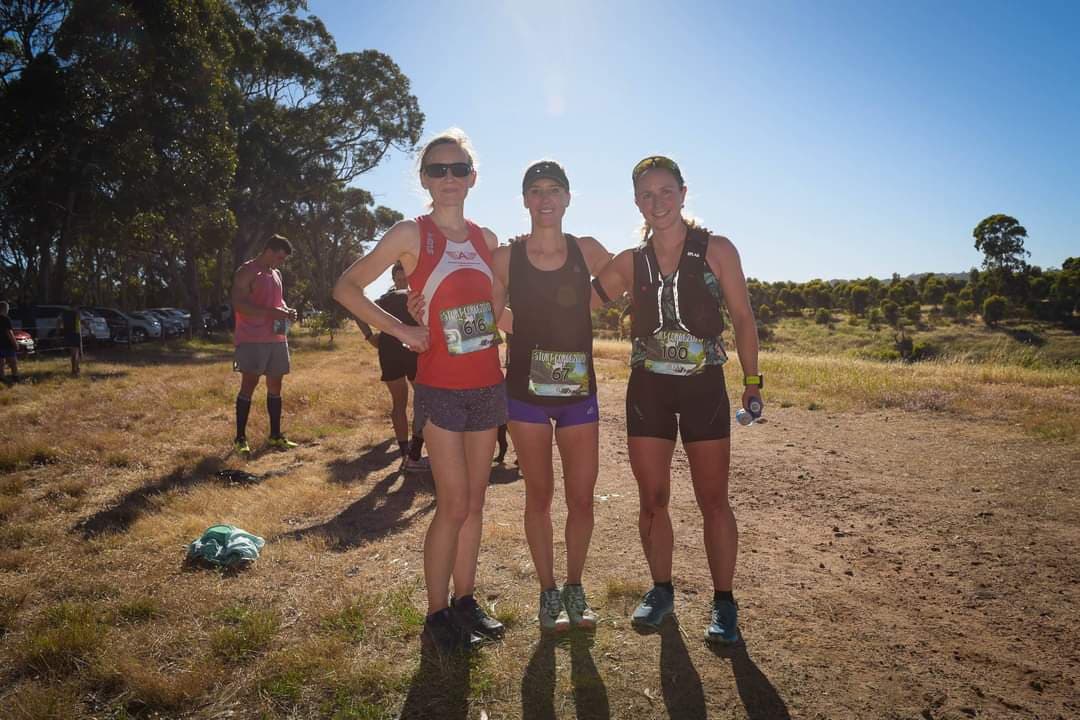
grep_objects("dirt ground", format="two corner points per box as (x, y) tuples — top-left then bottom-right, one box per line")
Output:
(282, 367), (1079, 719)
(4, 346), (1078, 720)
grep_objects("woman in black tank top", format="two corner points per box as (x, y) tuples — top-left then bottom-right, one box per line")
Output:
(590, 155), (762, 646)
(488, 160), (614, 631)
(504, 234), (597, 403)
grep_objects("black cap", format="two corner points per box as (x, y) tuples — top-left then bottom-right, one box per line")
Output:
(522, 160), (570, 193)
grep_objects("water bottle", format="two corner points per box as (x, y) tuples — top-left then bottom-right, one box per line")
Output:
(735, 396), (764, 426)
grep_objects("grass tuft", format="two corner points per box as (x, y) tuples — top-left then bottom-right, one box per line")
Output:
(210, 606), (280, 661)
(16, 602), (105, 676)
(114, 597), (163, 624)
(320, 599), (370, 642)
(1, 590), (27, 634)
(6, 681), (82, 720)
(381, 585), (425, 639)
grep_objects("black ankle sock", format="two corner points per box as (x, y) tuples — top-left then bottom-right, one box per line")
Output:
(235, 395), (252, 440)
(267, 393), (282, 437)
(655, 581), (674, 593)
(454, 593), (476, 608)
(398, 440), (409, 458)
(714, 590), (735, 604)
(426, 607), (452, 623)
(408, 434), (424, 460)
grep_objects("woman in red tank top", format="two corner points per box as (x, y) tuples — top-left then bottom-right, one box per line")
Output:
(333, 129), (507, 653)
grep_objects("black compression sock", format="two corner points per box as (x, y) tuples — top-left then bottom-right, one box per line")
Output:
(408, 434), (424, 461)
(267, 393), (282, 437)
(235, 395), (252, 440)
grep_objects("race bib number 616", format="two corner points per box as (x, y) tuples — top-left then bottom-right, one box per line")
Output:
(440, 302), (497, 355)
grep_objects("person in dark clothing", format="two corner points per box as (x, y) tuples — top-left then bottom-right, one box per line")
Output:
(357, 261), (427, 470)
(0, 302), (20, 382)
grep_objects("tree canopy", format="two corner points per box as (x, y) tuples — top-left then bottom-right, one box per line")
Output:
(0, 0), (422, 317)
(973, 214), (1030, 273)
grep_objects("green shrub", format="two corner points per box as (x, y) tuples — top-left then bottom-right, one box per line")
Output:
(983, 295), (1007, 326)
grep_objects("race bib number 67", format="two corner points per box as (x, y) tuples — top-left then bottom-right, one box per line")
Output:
(440, 302), (497, 355)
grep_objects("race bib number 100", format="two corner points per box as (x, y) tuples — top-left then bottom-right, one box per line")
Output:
(440, 302), (497, 355)
(642, 331), (706, 376)
(529, 350), (590, 397)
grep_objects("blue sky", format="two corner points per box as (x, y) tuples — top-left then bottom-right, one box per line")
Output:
(307, 0), (1078, 292)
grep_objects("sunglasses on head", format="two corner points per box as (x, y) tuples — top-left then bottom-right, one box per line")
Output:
(632, 156), (684, 185)
(424, 162), (473, 178)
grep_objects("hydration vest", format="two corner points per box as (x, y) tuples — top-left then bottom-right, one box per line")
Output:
(630, 227), (725, 340)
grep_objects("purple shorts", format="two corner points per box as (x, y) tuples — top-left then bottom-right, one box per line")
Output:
(507, 394), (599, 429)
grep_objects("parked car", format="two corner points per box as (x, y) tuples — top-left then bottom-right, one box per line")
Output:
(87, 307), (130, 341)
(144, 309), (183, 337)
(10, 304), (64, 349)
(126, 311), (163, 340)
(78, 309), (111, 342)
(89, 307), (161, 342)
(13, 329), (34, 355)
(30, 305), (109, 345)
(155, 307), (192, 331)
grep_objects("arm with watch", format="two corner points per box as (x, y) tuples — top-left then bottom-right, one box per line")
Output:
(706, 235), (763, 416)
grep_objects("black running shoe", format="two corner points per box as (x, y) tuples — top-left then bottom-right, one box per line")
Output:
(422, 608), (480, 654)
(451, 594), (505, 640)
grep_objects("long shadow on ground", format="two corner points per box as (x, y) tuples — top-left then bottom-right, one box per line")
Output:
(489, 463), (521, 485)
(522, 634), (557, 720)
(569, 633), (610, 720)
(280, 467), (435, 549)
(659, 620), (708, 720)
(325, 439), (401, 484)
(521, 632), (610, 720)
(710, 640), (791, 719)
(398, 640), (470, 720)
(74, 457), (278, 537)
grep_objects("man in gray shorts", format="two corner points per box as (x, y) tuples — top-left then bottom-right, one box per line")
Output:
(232, 235), (299, 453)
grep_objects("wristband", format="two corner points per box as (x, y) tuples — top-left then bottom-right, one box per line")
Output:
(743, 374), (764, 388)
(591, 277), (611, 304)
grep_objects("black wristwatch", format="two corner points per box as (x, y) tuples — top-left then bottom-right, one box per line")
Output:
(743, 374), (764, 389)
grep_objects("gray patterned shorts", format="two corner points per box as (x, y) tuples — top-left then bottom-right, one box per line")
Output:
(414, 382), (507, 433)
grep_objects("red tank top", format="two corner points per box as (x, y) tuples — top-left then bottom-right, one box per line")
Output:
(409, 215), (503, 389)
(234, 264), (286, 345)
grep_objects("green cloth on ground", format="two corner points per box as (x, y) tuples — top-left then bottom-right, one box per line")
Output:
(186, 524), (265, 567)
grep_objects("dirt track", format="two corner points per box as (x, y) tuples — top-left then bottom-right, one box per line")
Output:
(381, 375), (1079, 719)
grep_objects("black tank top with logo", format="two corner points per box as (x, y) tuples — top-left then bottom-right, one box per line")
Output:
(506, 235), (596, 405)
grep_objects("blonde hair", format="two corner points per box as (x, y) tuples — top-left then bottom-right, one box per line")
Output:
(415, 127), (477, 178)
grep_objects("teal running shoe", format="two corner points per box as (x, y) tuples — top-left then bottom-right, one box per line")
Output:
(561, 584), (598, 630)
(705, 599), (740, 645)
(538, 588), (570, 633)
(631, 585), (674, 629)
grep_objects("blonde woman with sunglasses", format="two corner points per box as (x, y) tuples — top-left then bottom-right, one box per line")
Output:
(334, 129), (507, 655)
(591, 155), (762, 645)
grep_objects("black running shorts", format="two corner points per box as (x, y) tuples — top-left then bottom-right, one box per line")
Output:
(626, 364), (731, 442)
(378, 340), (417, 382)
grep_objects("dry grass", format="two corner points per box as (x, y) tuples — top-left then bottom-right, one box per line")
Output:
(0, 324), (1076, 718)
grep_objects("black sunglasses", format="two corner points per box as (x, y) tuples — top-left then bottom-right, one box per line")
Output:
(424, 162), (473, 178)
